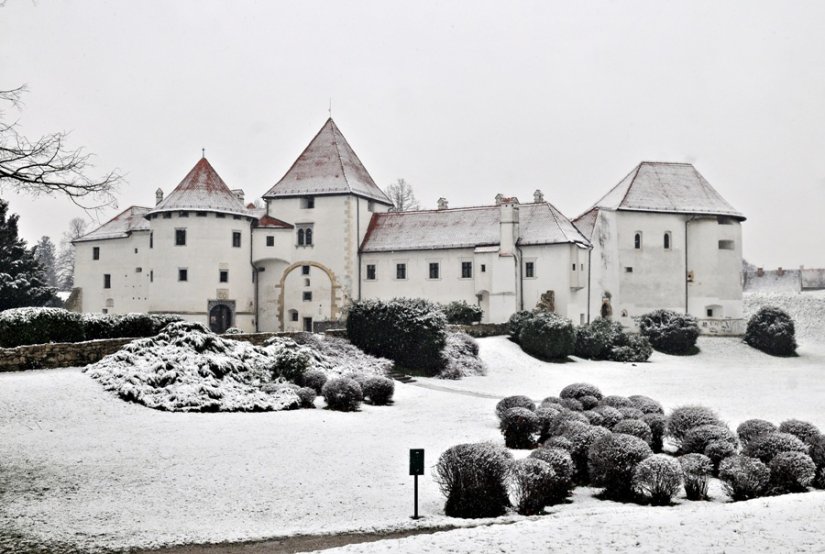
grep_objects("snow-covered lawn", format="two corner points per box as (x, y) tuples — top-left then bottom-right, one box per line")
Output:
(2, 335), (824, 552)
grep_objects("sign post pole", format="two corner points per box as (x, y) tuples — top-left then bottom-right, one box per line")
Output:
(409, 448), (424, 520)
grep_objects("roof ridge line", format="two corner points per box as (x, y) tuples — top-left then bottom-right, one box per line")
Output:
(329, 121), (354, 195)
(617, 162), (643, 208)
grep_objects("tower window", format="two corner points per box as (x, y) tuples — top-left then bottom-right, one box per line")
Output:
(178, 268), (188, 281)
(232, 231), (242, 248)
(366, 264), (376, 280)
(289, 309), (299, 322)
(525, 261), (535, 278)
(219, 270), (228, 283)
(428, 262), (440, 279)
(664, 232), (671, 250)
(297, 224), (314, 246)
(301, 196), (315, 209)
(461, 261), (472, 279)
(396, 263), (407, 280)
(481, 264), (486, 273)
(634, 232), (642, 249)
(175, 228), (187, 246)
(103, 274), (111, 288)
(302, 265), (310, 276)
(266, 236), (274, 247)
(93, 247), (100, 260)
(719, 240), (735, 250)
(303, 291), (312, 301)
(149, 232), (153, 249)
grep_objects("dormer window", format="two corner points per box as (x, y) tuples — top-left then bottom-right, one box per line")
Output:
(301, 197), (315, 209)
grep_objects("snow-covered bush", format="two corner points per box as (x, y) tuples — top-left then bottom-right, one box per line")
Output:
(285, 333), (393, 378)
(574, 318), (624, 359)
(680, 453), (713, 501)
(439, 332), (486, 379)
(296, 387), (317, 408)
(609, 334), (653, 363)
(560, 382), (603, 401)
(778, 419), (821, 445)
(507, 310), (534, 343)
(299, 369), (328, 394)
(719, 455), (771, 501)
(593, 405), (623, 429)
(500, 407), (540, 449)
(613, 419), (653, 446)
(629, 395), (664, 415)
(535, 406), (561, 443)
(632, 454), (683, 505)
(547, 410), (590, 438)
(540, 396), (562, 408)
(704, 440), (737, 472)
(579, 395), (600, 410)
(743, 432), (808, 464)
(559, 421), (611, 484)
(528, 447), (575, 503)
(346, 298), (447, 374)
(666, 406), (722, 445)
(441, 300), (482, 325)
(599, 395), (634, 409)
(583, 410), (605, 427)
(83, 313), (182, 340)
(434, 442), (513, 518)
(680, 424), (738, 456)
(744, 306), (797, 356)
(543, 436), (573, 452)
(271, 348), (310, 382)
(495, 395), (536, 419)
(618, 407), (645, 420)
(737, 419), (777, 446)
(588, 433), (653, 499)
(768, 451), (816, 494)
(362, 375), (395, 405)
(808, 434), (825, 489)
(321, 377), (363, 412)
(518, 312), (576, 360)
(642, 413), (667, 453)
(559, 398), (583, 412)
(223, 327), (243, 335)
(0, 307), (85, 347)
(509, 458), (556, 515)
(638, 309), (699, 354)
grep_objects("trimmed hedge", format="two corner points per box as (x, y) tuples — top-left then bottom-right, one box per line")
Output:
(442, 300), (483, 325)
(434, 442), (513, 518)
(638, 309), (699, 354)
(719, 455), (770, 501)
(588, 433), (653, 499)
(321, 377), (363, 412)
(519, 312), (576, 360)
(510, 458), (556, 515)
(507, 310), (534, 343)
(500, 407), (540, 449)
(346, 298), (447, 374)
(744, 306), (797, 356)
(362, 376), (395, 405)
(680, 453), (713, 501)
(575, 318), (652, 362)
(632, 454), (683, 505)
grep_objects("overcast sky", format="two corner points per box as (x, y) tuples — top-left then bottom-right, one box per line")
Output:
(2, 1), (825, 268)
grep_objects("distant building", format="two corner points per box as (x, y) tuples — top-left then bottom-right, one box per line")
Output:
(73, 120), (746, 334)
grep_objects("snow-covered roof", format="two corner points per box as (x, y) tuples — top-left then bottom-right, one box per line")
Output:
(74, 206), (151, 243)
(361, 202), (590, 253)
(589, 162), (745, 220)
(572, 207), (599, 241)
(262, 118), (393, 205)
(148, 158), (250, 217)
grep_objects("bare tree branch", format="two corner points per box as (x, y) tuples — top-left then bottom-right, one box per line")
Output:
(384, 178), (420, 212)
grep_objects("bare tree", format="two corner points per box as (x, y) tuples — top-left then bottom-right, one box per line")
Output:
(384, 178), (420, 212)
(0, 85), (121, 210)
(56, 217), (89, 290)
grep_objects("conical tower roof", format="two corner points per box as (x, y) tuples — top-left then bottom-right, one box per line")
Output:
(263, 118), (392, 205)
(149, 157), (249, 217)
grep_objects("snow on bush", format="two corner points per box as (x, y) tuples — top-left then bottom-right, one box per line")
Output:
(768, 451), (816, 494)
(704, 440), (737, 471)
(632, 454), (683, 505)
(609, 334), (653, 363)
(778, 419), (821, 445)
(808, 434), (825, 489)
(680, 424), (738, 456)
(737, 419), (777, 446)
(558, 421), (611, 484)
(592, 405), (623, 429)
(743, 431), (808, 464)
(618, 407), (645, 420)
(518, 312), (576, 360)
(588, 433), (653, 499)
(578, 395), (600, 410)
(507, 310), (534, 344)
(321, 377), (364, 412)
(599, 395), (634, 409)
(500, 407), (540, 449)
(362, 375), (395, 405)
(546, 410), (590, 439)
(719, 455), (771, 501)
(222, 327), (243, 335)
(535, 406), (562, 443)
(560, 398), (584, 412)
(439, 332), (486, 379)
(629, 395), (664, 415)
(573, 318), (624, 359)
(299, 369), (328, 394)
(441, 300), (483, 325)
(560, 382), (603, 401)
(613, 419), (653, 446)
(0, 307), (84, 347)
(744, 306), (797, 356)
(642, 413), (667, 453)
(284, 333), (393, 377)
(296, 387), (317, 408)
(434, 442), (513, 518)
(509, 458), (556, 515)
(495, 395), (536, 419)
(666, 406), (722, 445)
(744, 291), (825, 343)
(680, 453), (714, 501)
(638, 309), (699, 355)
(583, 410), (605, 427)
(528, 447), (576, 503)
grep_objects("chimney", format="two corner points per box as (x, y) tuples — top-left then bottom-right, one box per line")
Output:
(499, 199), (520, 257)
(756, 267), (764, 277)
(231, 189), (245, 204)
(437, 197), (448, 210)
(155, 188), (164, 206)
(495, 193), (504, 205)
(533, 189), (544, 203)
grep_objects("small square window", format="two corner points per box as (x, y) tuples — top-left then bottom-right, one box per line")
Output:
(232, 231), (242, 248)
(93, 247), (100, 260)
(216, 213), (225, 219)
(301, 197), (315, 209)
(179, 211), (189, 217)
(219, 270), (228, 283)
(134, 248), (138, 254)
(175, 229), (186, 246)
(103, 274), (111, 288)
(290, 310), (299, 322)
(525, 262), (535, 278)
(233, 215), (241, 220)
(707, 308), (714, 317)
(396, 263), (407, 280)
(135, 267), (142, 273)
(163, 212), (172, 219)
(429, 262), (440, 279)
(572, 264), (576, 271)
(718, 240), (735, 250)
(266, 236), (274, 247)
(625, 267), (634, 273)
(196, 211), (207, 217)
(302, 265), (310, 275)
(366, 264), (376, 280)
(461, 261), (472, 279)
(303, 291), (312, 301)
(178, 268), (188, 281)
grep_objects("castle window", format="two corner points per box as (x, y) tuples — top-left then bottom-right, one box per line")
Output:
(232, 231), (242, 248)
(266, 236), (274, 247)
(196, 211), (207, 217)
(461, 261), (472, 279)
(481, 264), (486, 273)
(103, 274), (111, 289)
(572, 264), (576, 271)
(135, 267), (142, 273)
(625, 267), (634, 273)
(149, 232), (153, 249)
(634, 232), (642, 249)
(301, 196), (315, 209)
(219, 270), (228, 283)
(304, 278), (310, 287)
(93, 247), (100, 260)
(297, 224), (314, 246)
(178, 268), (188, 281)
(179, 211), (189, 217)
(150, 270), (153, 283)
(163, 212), (172, 219)
(289, 309), (299, 322)
(525, 261), (535, 278)
(428, 262), (440, 280)
(233, 215), (241, 220)
(664, 232), (671, 250)
(175, 228), (186, 246)
(396, 263), (407, 280)
(717, 217), (734, 225)
(302, 265), (310, 276)
(216, 213), (225, 218)
(303, 291), (313, 301)
(366, 264), (376, 280)
(305, 228), (313, 245)
(718, 240), (735, 250)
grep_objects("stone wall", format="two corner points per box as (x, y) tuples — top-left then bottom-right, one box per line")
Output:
(0, 338), (134, 372)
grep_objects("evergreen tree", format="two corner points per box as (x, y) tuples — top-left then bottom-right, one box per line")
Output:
(0, 198), (58, 310)
(34, 235), (58, 288)
(56, 217), (87, 290)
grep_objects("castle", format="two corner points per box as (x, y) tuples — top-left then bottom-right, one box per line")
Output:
(73, 119), (746, 334)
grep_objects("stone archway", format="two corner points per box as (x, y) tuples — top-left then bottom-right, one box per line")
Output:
(276, 261), (341, 331)
(208, 300), (235, 333)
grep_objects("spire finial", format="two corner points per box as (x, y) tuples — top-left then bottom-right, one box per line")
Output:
(328, 98), (332, 119)
(201, 147), (205, 159)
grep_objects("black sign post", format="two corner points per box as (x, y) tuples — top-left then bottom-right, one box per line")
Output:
(409, 448), (424, 519)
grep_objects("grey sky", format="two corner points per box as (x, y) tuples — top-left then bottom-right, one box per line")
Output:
(2, 0), (824, 268)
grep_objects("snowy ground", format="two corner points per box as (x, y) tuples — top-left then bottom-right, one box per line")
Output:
(2, 334), (825, 552)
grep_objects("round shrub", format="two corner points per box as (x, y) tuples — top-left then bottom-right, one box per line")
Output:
(321, 377), (363, 412)
(609, 334), (654, 363)
(560, 398), (584, 412)
(638, 309), (699, 354)
(362, 376), (395, 405)
(500, 407), (540, 449)
(613, 419), (653, 446)
(743, 432), (808, 464)
(618, 407), (645, 420)
(704, 441), (737, 472)
(495, 395), (536, 419)
(642, 413), (667, 453)
(719, 455), (771, 501)
(442, 300), (483, 325)
(578, 395), (600, 410)
(296, 387), (317, 408)
(744, 306), (797, 356)
(778, 420), (821, 445)
(543, 436), (573, 452)
(737, 419), (777, 446)
(667, 406), (722, 444)
(346, 298), (447, 374)
(593, 405), (623, 429)
(807, 434), (825, 489)
(599, 395), (634, 409)
(561, 422), (611, 484)
(560, 382), (604, 401)
(434, 442), (513, 518)
(681, 424), (738, 455)
(632, 454), (683, 505)
(583, 410), (605, 427)
(509, 458), (557, 515)
(0, 307), (85, 347)
(680, 453), (713, 500)
(535, 407), (561, 443)
(540, 396), (562, 408)
(300, 369), (328, 394)
(519, 312), (576, 360)
(529, 447), (576, 502)
(507, 310), (535, 343)
(588, 433), (653, 499)
(769, 451), (816, 494)
(547, 410), (590, 437)
(574, 318), (624, 359)
(272, 348), (310, 382)
(629, 395), (664, 415)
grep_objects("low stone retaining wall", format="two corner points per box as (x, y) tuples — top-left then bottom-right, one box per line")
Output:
(0, 338), (135, 372)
